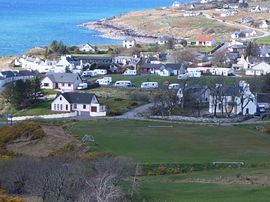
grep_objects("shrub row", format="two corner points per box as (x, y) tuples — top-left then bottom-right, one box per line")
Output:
(142, 163), (251, 176)
(0, 121), (45, 156)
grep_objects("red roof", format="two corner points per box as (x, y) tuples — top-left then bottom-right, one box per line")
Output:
(196, 35), (214, 42)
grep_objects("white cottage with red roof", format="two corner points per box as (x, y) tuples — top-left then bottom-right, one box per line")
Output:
(196, 35), (216, 47)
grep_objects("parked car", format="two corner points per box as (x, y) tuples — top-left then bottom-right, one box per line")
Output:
(140, 82), (158, 89)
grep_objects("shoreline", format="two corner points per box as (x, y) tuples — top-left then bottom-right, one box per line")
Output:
(81, 18), (161, 44)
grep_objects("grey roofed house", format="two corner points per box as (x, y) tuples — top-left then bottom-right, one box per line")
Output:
(15, 70), (38, 77)
(260, 46), (270, 57)
(66, 55), (113, 66)
(0, 70), (15, 78)
(46, 73), (82, 83)
(57, 92), (96, 104)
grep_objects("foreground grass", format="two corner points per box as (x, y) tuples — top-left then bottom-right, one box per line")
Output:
(67, 119), (270, 164)
(138, 174), (270, 202)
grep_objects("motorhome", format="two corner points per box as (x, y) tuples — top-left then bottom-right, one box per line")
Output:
(140, 82), (158, 89)
(168, 83), (180, 90)
(77, 83), (88, 90)
(123, 69), (137, 75)
(114, 80), (132, 87)
(82, 71), (96, 77)
(93, 69), (107, 75)
(96, 77), (112, 86)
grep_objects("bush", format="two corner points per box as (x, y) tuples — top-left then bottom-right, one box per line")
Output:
(128, 102), (138, 107)
(0, 188), (23, 202)
(0, 121), (45, 156)
(48, 143), (75, 157)
(129, 92), (149, 102)
(109, 110), (122, 116)
(114, 98), (124, 101)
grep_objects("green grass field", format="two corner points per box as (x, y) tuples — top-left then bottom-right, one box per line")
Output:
(67, 119), (270, 201)
(67, 119), (270, 164)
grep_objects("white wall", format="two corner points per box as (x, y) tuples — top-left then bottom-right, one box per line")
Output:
(41, 77), (54, 89)
(51, 95), (71, 112)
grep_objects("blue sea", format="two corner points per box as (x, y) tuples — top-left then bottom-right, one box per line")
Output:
(0, 0), (187, 56)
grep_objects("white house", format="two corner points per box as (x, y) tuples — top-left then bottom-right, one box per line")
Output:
(245, 62), (270, 76)
(209, 81), (257, 115)
(41, 73), (83, 92)
(79, 43), (95, 53)
(123, 39), (136, 49)
(196, 35), (216, 47)
(51, 92), (106, 117)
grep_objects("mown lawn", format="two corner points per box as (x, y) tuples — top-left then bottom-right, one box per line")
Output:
(13, 100), (55, 117)
(67, 119), (270, 164)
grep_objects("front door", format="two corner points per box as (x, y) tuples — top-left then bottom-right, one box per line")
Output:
(55, 83), (59, 89)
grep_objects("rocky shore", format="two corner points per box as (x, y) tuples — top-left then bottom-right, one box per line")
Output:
(81, 18), (160, 43)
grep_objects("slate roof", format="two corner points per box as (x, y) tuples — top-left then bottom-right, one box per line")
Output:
(60, 92), (96, 104)
(46, 73), (81, 83)
(140, 63), (163, 69)
(15, 70), (38, 77)
(0, 71), (15, 78)
(66, 56), (113, 65)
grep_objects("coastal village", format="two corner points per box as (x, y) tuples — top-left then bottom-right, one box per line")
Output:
(1, 0), (270, 120)
(1, 0), (270, 201)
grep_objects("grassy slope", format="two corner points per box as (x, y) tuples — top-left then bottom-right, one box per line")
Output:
(67, 119), (270, 164)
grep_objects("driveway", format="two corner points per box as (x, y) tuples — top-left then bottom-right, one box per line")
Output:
(116, 103), (154, 119)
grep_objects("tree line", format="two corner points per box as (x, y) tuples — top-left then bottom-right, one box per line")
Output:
(0, 155), (138, 202)
(2, 77), (41, 110)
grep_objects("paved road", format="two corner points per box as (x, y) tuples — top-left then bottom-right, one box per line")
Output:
(116, 103), (154, 119)
(203, 13), (270, 40)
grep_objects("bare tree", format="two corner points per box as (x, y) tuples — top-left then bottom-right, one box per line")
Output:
(77, 156), (136, 202)
(172, 49), (198, 66)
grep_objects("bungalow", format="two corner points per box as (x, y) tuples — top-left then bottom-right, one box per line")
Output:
(0, 76), (5, 88)
(157, 37), (170, 45)
(231, 30), (257, 39)
(0, 71), (15, 84)
(260, 46), (270, 57)
(139, 63), (181, 76)
(241, 16), (254, 24)
(78, 43), (95, 53)
(41, 73), (83, 92)
(209, 81), (256, 115)
(245, 62), (270, 76)
(51, 92), (106, 117)
(195, 35), (216, 47)
(123, 38), (136, 49)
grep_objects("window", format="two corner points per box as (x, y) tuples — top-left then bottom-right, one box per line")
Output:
(74, 104), (77, 109)
(60, 104), (63, 110)
(62, 83), (64, 86)
(44, 83), (49, 87)
(60, 97), (62, 101)
(218, 103), (222, 110)
(83, 105), (86, 109)
(66, 105), (68, 111)
(54, 104), (56, 110)
(68, 83), (71, 87)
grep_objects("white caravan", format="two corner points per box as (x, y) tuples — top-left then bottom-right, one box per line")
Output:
(141, 82), (158, 89)
(114, 80), (132, 87)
